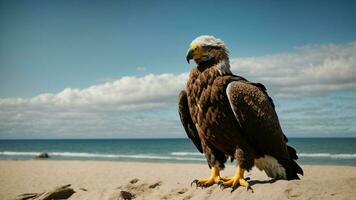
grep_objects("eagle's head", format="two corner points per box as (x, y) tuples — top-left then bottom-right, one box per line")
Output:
(186, 35), (231, 75)
(186, 35), (229, 64)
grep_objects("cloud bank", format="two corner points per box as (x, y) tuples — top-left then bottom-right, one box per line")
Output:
(0, 73), (188, 110)
(0, 41), (355, 138)
(231, 41), (356, 98)
(1, 41), (355, 109)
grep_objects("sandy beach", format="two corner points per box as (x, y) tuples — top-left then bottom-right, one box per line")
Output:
(1, 160), (355, 200)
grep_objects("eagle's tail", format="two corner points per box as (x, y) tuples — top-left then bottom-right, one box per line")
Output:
(279, 145), (304, 180)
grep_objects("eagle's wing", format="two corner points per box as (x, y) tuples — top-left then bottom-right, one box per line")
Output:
(226, 80), (303, 179)
(178, 90), (203, 153)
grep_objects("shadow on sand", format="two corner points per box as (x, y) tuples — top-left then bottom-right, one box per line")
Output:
(230, 178), (278, 193)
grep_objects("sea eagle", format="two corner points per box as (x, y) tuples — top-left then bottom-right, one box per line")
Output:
(178, 35), (303, 189)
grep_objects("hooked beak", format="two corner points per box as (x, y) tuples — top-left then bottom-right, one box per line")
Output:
(186, 48), (194, 64)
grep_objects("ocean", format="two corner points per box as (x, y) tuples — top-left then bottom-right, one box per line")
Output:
(0, 138), (356, 166)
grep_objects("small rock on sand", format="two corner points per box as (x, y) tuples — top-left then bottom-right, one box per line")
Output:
(129, 178), (139, 184)
(36, 152), (50, 159)
(149, 181), (162, 189)
(120, 190), (134, 200)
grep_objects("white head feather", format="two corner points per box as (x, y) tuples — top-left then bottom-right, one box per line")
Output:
(190, 35), (226, 48)
(190, 35), (231, 75)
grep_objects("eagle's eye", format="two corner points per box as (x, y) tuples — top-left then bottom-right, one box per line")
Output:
(191, 44), (198, 51)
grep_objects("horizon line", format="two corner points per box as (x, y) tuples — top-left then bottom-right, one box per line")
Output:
(1, 137), (356, 140)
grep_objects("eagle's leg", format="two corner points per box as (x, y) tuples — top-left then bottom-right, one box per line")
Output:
(219, 165), (249, 189)
(191, 165), (221, 187)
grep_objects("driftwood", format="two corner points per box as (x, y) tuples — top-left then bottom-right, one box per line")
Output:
(15, 184), (75, 200)
(14, 193), (38, 200)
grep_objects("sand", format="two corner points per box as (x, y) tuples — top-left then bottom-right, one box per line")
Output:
(1, 160), (356, 200)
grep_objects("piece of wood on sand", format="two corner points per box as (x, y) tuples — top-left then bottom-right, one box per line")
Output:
(15, 184), (75, 200)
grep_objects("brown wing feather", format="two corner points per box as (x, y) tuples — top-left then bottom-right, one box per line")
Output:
(178, 90), (203, 153)
(226, 80), (303, 179)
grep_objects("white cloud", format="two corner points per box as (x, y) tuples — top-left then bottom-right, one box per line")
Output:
(230, 41), (356, 98)
(0, 73), (188, 110)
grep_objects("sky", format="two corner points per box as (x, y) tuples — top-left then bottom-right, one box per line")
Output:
(0, 0), (356, 139)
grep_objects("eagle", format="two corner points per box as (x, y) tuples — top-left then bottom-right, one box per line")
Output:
(178, 35), (303, 189)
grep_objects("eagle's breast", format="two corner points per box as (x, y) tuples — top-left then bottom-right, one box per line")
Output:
(186, 67), (240, 154)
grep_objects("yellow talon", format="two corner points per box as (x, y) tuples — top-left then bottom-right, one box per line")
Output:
(191, 166), (221, 187)
(220, 176), (235, 181)
(219, 166), (249, 189)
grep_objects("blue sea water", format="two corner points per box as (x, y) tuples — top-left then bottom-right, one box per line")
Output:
(0, 138), (356, 166)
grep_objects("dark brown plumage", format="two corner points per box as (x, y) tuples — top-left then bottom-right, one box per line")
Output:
(178, 36), (302, 188)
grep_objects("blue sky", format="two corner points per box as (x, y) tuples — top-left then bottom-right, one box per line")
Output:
(0, 0), (355, 138)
